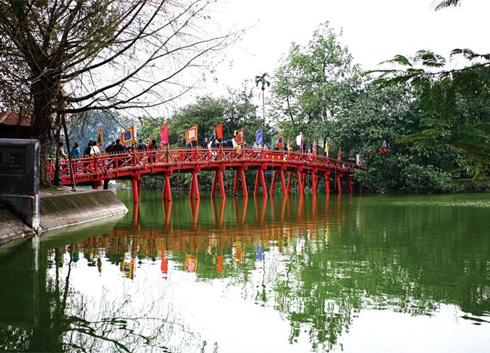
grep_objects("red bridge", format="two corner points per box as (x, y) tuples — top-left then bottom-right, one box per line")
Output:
(50, 147), (360, 202)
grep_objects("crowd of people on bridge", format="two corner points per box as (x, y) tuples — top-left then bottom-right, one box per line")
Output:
(57, 136), (332, 161)
(56, 124), (347, 164)
(57, 138), (160, 160)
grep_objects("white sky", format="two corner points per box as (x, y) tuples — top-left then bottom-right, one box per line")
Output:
(191, 0), (490, 99)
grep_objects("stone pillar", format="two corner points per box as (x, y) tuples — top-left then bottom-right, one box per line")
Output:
(0, 139), (40, 230)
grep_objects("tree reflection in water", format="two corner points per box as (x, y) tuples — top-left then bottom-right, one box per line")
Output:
(0, 193), (489, 352)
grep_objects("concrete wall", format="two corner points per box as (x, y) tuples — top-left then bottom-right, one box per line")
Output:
(39, 190), (128, 231)
(0, 204), (34, 246)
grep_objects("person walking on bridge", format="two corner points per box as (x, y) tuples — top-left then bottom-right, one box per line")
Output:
(70, 143), (80, 158)
(136, 139), (147, 151)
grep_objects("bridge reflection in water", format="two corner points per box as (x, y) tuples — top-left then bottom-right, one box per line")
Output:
(88, 194), (346, 279)
(2, 192), (490, 352)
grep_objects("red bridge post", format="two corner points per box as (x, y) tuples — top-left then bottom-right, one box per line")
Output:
(234, 168), (248, 196)
(241, 168), (248, 197)
(311, 170), (318, 195)
(163, 172), (172, 201)
(132, 175), (141, 203)
(254, 169), (267, 196)
(296, 170), (304, 194)
(280, 170), (287, 195)
(270, 171), (277, 195)
(286, 171), (293, 195)
(189, 170), (200, 200)
(336, 173), (343, 194)
(211, 169), (226, 199)
(324, 171), (330, 194)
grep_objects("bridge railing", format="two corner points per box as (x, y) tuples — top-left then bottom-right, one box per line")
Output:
(50, 147), (359, 182)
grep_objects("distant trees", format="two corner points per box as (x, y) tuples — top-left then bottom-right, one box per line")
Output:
(0, 0), (241, 185)
(141, 86), (269, 147)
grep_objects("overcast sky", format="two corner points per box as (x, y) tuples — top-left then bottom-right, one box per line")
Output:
(190, 0), (489, 98)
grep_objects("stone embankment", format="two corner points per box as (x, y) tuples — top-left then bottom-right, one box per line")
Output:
(0, 189), (127, 246)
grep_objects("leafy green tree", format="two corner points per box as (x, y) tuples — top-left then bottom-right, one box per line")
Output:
(372, 50), (490, 182)
(329, 82), (460, 193)
(269, 22), (361, 143)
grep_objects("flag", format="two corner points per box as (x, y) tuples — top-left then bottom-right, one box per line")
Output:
(296, 132), (302, 146)
(287, 138), (291, 151)
(120, 124), (137, 146)
(255, 128), (263, 146)
(97, 127), (103, 147)
(325, 138), (329, 157)
(209, 130), (216, 142)
(160, 123), (169, 147)
(337, 147), (342, 162)
(138, 116), (147, 128)
(275, 131), (284, 148)
(216, 124), (223, 140)
(312, 139), (317, 155)
(186, 124), (198, 143)
(234, 127), (244, 145)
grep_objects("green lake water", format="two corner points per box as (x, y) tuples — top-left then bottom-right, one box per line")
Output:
(1, 191), (489, 352)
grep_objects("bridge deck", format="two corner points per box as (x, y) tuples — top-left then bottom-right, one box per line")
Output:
(50, 147), (360, 201)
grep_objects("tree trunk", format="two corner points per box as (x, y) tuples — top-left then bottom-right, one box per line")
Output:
(30, 79), (57, 188)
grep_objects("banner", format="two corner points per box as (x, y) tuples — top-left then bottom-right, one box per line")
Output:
(234, 127), (244, 145)
(255, 128), (263, 146)
(120, 124), (137, 146)
(186, 124), (198, 143)
(296, 132), (302, 146)
(97, 127), (103, 147)
(160, 123), (169, 147)
(337, 147), (342, 162)
(216, 124), (223, 140)
(325, 138), (329, 157)
(312, 139), (317, 155)
(287, 138), (291, 151)
(275, 131), (284, 148)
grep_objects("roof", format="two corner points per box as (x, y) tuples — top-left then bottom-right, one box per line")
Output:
(0, 111), (32, 127)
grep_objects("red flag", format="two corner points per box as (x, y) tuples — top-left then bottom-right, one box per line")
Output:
(97, 127), (103, 147)
(216, 124), (223, 139)
(160, 123), (168, 147)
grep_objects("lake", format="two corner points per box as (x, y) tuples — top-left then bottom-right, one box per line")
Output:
(1, 191), (489, 352)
